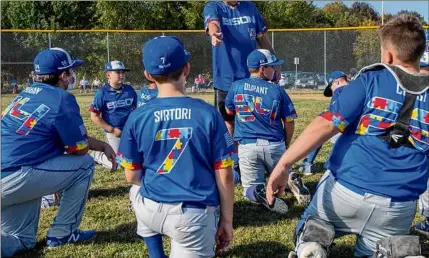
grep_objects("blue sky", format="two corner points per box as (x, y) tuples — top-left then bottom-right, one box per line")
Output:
(313, 1), (429, 22)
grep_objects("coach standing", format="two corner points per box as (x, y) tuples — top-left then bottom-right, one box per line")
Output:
(204, 1), (278, 133)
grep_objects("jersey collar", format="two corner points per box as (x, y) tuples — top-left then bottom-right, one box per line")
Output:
(222, 1), (240, 9)
(105, 83), (123, 93)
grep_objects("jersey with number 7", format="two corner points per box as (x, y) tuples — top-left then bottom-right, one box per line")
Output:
(117, 96), (235, 206)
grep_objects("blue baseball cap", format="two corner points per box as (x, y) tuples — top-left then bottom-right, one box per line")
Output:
(104, 60), (130, 72)
(33, 47), (84, 75)
(142, 36), (190, 75)
(247, 49), (284, 69)
(324, 71), (347, 97)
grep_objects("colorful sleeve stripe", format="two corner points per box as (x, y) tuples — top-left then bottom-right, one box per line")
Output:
(320, 111), (348, 132)
(214, 152), (234, 170)
(88, 105), (100, 115)
(65, 138), (89, 153)
(284, 113), (297, 122)
(257, 27), (268, 38)
(225, 106), (235, 116)
(116, 152), (142, 170)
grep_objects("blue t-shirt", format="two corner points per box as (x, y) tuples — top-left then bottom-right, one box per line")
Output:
(137, 88), (158, 107)
(89, 83), (137, 130)
(117, 97), (236, 206)
(204, 1), (267, 91)
(321, 65), (429, 201)
(225, 77), (297, 142)
(1, 83), (88, 173)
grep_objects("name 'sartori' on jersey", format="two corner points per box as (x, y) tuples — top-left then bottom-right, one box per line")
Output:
(154, 108), (192, 123)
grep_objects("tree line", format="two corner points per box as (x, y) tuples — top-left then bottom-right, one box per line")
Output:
(1, 1), (426, 86)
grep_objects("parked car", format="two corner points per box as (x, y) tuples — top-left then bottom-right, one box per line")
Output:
(294, 72), (318, 89)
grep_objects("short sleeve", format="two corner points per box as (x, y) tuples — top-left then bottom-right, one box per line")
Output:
(117, 113), (142, 170)
(320, 75), (367, 132)
(280, 89), (297, 122)
(131, 88), (138, 109)
(225, 85), (235, 116)
(212, 110), (236, 170)
(251, 3), (267, 37)
(54, 93), (89, 153)
(89, 89), (104, 115)
(204, 2), (220, 31)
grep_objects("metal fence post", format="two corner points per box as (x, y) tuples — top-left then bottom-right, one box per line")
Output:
(324, 30), (327, 76)
(271, 31), (274, 49)
(48, 32), (52, 48)
(106, 32), (110, 63)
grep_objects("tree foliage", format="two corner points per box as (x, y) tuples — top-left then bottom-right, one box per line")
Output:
(2, 1), (427, 83)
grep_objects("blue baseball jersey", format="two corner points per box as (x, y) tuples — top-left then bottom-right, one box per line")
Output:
(321, 65), (429, 201)
(204, 1), (267, 91)
(137, 88), (158, 107)
(89, 83), (137, 130)
(117, 97), (235, 206)
(225, 77), (297, 142)
(1, 83), (88, 173)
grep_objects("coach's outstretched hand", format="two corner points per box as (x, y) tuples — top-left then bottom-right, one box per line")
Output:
(216, 220), (233, 254)
(103, 143), (118, 172)
(266, 166), (289, 205)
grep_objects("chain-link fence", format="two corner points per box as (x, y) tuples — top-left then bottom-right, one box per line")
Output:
(1, 28), (382, 92)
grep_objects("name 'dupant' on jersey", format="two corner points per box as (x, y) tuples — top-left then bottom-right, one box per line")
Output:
(106, 98), (134, 109)
(244, 83), (268, 95)
(154, 108), (192, 123)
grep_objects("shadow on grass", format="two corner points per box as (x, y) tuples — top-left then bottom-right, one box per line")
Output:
(88, 185), (130, 200)
(233, 199), (303, 228)
(92, 222), (139, 245)
(219, 241), (289, 258)
(14, 242), (45, 258)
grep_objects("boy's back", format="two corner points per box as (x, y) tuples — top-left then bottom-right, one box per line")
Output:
(118, 96), (234, 206)
(226, 77), (297, 142)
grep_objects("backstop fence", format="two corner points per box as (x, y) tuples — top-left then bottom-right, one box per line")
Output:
(1, 27), (427, 90)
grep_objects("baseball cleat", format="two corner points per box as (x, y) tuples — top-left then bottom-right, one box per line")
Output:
(288, 172), (311, 205)
(254, 184), (289, 214)
(47, 229), (96, 248)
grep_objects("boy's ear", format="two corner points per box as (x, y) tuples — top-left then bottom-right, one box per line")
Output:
(144, 70), (155, 82)
(259, 66), (265, 74)
(105, 71), (110, 79)
(183, 62), (191, 77)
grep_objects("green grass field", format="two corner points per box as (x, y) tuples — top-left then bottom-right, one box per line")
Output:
(1, 92), (428, 258)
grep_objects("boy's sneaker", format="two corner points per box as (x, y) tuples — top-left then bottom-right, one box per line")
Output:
(254, 184), (289, 214)
(415, 218), (429, 237)
(298, 163), (314, 176)
(47, 230), (97, 248)
(288, 172), (311, 205)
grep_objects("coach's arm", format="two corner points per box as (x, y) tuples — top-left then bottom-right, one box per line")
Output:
(71, 136), (118, 171)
